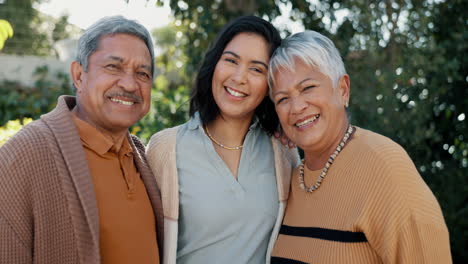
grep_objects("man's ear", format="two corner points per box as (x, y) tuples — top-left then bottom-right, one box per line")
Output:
(338, 74), (350, 106)
(70, 61), (84, 92)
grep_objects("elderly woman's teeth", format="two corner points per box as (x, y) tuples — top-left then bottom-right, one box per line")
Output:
(296, 114), (320, 127)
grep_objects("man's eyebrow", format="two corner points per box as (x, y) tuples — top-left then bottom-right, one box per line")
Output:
(107, 55), (151, 72)
(107, 55), (124, 63)
(222, 51), (268, 69)
(139, 64), (152, 72)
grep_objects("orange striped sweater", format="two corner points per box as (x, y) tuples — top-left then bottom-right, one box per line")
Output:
(271, 127), (451, 264)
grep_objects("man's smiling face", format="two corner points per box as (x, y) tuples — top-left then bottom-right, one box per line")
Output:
(73, 33), (152, 135)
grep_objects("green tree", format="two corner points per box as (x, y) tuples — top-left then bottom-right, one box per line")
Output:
(0, 0), (51, 55)
(52, 14), (71, 42)
(132, 23), (191, 142)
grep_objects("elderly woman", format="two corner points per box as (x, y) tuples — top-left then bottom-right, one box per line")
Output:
(268, 30), (452, 263)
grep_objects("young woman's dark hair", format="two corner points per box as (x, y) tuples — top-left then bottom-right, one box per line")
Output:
(189, 15), (281, 135)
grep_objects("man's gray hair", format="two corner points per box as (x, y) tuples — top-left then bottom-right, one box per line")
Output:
(76, 15), (155, 75)
(268, 30), (346, 90)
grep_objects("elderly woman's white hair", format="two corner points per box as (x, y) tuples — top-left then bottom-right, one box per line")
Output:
(268, 30), (346, 92)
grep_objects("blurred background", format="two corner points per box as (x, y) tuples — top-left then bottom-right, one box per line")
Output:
(0, 0), (466, 262)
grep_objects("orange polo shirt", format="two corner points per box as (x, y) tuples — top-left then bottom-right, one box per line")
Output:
(72, 114), (159, 264)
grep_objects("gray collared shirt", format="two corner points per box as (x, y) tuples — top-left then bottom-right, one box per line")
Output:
(176, 113), (278, 264)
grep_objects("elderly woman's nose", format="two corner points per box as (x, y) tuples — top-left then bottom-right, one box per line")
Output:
(291, 96), (308, 114)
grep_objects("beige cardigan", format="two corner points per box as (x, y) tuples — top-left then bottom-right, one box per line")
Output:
(146, 125), (299, 264)
(0, 96), (164, 264)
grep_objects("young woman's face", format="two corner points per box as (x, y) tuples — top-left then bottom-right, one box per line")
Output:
(211, 33), (270, 121)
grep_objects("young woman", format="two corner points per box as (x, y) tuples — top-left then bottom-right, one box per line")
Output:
(146, 16), (299, 264)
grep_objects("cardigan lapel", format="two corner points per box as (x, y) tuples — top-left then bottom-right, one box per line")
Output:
(128, 134), (165, 257)
(40, 95), (100, 264)
(271, 138), (293, 202)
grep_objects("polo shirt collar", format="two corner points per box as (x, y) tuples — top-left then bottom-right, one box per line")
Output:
(72, 114), (131, 155)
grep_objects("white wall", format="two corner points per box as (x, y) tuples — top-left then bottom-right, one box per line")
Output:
(0, 54), (71, 87)
(0, 38), (77, 87)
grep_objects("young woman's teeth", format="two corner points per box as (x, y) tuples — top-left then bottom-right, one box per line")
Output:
(226, 87), (247, 97)
(110, 98), (134, 105)
(296, 114), (320, 127)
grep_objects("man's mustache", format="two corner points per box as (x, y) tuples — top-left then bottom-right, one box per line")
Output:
(106, 91), (142, 103)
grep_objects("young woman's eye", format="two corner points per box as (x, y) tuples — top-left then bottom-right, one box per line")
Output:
(250, 67), (264, 74)
(224, 58), (236, 64)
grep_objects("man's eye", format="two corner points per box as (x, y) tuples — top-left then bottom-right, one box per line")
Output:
(138, 72), (151, 79)
(106, 64), (118, 69)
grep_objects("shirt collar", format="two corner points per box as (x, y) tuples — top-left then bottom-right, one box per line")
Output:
(72, 113), (132, 155)
(187, 112), (202, 130)
(249, 115), (260, 130)
(188, 112), (260, 131)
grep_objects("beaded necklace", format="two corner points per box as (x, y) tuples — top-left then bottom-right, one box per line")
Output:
(299, 125), (354, 193)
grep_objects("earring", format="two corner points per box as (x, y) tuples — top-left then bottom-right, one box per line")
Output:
(345, 101), (349, 108)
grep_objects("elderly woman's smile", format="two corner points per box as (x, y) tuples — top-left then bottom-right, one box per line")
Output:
(294, 114), (320, 129)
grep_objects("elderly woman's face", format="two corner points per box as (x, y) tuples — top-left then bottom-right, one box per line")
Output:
(272, 58), (350, 153)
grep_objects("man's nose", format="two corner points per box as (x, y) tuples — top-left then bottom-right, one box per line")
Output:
(117, 72), (139, 92)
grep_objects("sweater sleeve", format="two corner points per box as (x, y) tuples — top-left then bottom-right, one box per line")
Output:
(145, 126), (179, 220)
(0, 216), (32, 264)
(361, 143), (452, 264)
(0, 125), (42, 263)
(384, 211), (452, 263)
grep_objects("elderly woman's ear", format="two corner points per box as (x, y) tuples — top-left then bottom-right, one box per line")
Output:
(338, 74), (351, 108)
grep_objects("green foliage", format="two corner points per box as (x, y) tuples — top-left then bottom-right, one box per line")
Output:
(0, 0), (52, 55)
(0, 65), (72, 126)
(0, 118), (32, 146)
(52, 14), (71, 42)
(132, 23), (191, 142)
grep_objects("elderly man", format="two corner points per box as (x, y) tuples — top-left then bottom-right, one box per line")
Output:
(0, 16), (163, 264)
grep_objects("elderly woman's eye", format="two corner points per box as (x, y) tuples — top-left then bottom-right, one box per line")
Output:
(303, 85), (316, 91)
(276, 97), (288, 104)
